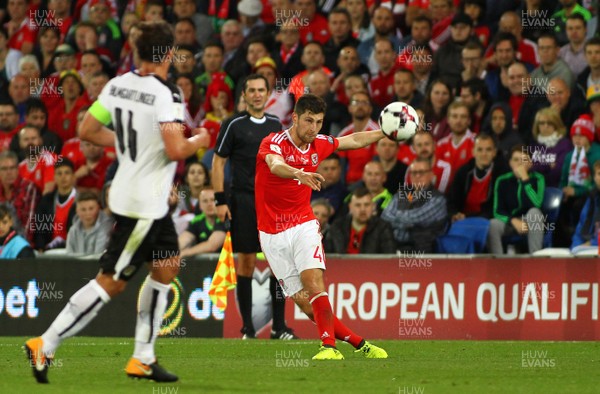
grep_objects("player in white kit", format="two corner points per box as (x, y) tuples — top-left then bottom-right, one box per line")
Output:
(25, 21), (209, 383)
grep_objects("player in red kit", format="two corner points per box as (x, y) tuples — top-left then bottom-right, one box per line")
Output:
(255, 94), (388, 360)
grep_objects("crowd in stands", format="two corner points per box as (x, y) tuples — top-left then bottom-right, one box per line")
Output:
(2, 0), (600, 257)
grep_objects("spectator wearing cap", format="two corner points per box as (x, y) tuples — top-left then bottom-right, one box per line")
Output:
(171, 0), (214, 47)
(294, 0), (330, 45)
(254, 56), (293, 128)
(357, 6), (400, 77)
(576, 38), (600, 105)
(529, 107), (573, 188)
(556, 114), (600, 246)
(271, 19), (304, 84)
(323, 8), (360, 73)
(51, 44), (77, 78)
(237, 0), (266, 38)
(4, 0), (35, 54)
(46, 70), (85, 142)
(559, 14), (588, 77)
(546, 77), (585, 131)
(432, 12), (474, 91)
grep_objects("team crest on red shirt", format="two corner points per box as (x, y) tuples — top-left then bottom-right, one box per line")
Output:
(311, 153), (318, 166)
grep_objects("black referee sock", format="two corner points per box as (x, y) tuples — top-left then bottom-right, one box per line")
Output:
(270, 276), (286, 332)
(236, 275), (255, 334)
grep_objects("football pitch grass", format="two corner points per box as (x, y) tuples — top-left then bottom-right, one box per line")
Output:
(0, 337), (597, 394)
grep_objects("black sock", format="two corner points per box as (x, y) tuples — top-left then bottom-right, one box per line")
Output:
(270, 276), (286, 332)
(236, 275), (254, 334)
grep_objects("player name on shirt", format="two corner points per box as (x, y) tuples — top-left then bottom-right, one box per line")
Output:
(108, 86), (157, 105)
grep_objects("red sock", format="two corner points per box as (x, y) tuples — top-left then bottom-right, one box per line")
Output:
(333, 316), (363, 348)
(309, 293), (336, 347)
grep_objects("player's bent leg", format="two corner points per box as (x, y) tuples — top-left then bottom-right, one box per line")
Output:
(125, 259), (179, 383)
(236, 252), (257, 338)
(26, 272), (117, 383)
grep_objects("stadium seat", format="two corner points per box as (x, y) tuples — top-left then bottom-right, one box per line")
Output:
(503, 187), (563, 251)
(436, 217), (490, 253)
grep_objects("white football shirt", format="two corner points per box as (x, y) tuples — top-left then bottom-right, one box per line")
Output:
(93, 70), (184, 219)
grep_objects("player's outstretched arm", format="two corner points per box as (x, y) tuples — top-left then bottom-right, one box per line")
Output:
(337, 129), (386, 151)
(265, 154), (325, 191)
(161, 123), (209, 161)
(79, 110), (116, 147)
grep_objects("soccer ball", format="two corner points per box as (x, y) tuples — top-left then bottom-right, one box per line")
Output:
(378, 102), (419, 142)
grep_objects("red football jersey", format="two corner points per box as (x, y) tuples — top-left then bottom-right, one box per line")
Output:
(436, 130), (476, 182)
(18, 152), (57, 193)
(256, 131), (339, 234)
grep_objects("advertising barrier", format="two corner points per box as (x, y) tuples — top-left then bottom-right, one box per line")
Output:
(0, 257), (223, 337)
(223, 256), (600, 340)
(2, 256), (599, 340)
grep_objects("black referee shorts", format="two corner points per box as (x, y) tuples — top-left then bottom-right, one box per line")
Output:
(230, 192), (261, 254)
(99, 213), (179, 281)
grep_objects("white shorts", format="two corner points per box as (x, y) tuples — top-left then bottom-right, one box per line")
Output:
(259, 219), (326, 297)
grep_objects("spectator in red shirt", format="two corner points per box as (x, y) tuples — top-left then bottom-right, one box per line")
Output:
(46, 0), (74, 43)
(405, 131), (452, 193)
(32, 158), (77, 251)
(0, 102), (19, 151)
(369, 38), (398, 108)
(330, 46), (371, 106)
(294, 0), (330, 45)
(71, 21), (114, 67)
(338, 91), (379, 185)
(271, 19), (304, 83)
(0, 150), (39, 242)
(461, 0), (489, 47)
(5, 0), (36, 54)
(74, 140), (114, 194)
(17, 125), (56, 195)
(47, 69), (85, 142)
(436, 101), (476, 183)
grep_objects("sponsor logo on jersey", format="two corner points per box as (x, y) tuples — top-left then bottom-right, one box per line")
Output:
(270, 144), (282, 154)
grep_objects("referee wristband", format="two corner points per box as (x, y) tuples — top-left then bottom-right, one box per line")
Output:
(215, 192), (227, 206)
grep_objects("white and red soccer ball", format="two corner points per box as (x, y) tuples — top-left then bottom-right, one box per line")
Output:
(378, 102), (419, 142)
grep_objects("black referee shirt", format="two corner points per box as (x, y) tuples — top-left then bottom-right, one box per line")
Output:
(214, 111), (282, 194)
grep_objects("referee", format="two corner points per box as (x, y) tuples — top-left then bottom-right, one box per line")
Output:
(212, 74), (297, 339)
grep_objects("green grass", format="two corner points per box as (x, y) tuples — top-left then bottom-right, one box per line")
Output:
(0, 338), (598, 393)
